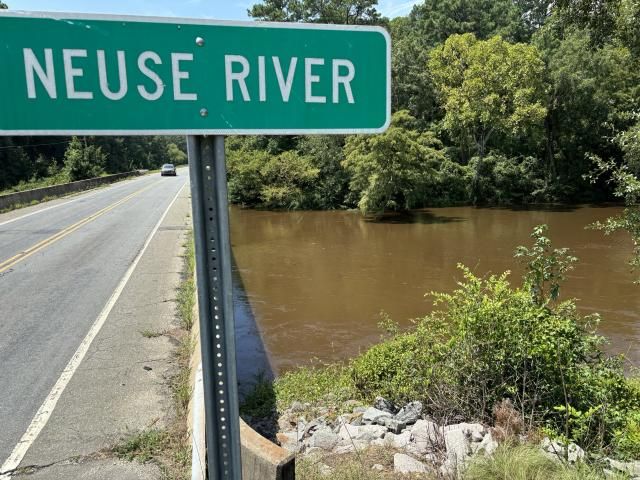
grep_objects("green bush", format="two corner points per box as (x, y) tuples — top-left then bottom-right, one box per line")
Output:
(613, 409), (640, 460)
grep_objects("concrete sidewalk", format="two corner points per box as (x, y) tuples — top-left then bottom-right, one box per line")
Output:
(12, 188), (192, 479)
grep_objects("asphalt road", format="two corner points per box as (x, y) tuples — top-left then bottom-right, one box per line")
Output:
(0, 171), (188, 466)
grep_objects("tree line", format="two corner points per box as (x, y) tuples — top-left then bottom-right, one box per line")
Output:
(227, 0), (640, 215)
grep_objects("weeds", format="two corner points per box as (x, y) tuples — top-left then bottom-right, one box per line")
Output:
(176, 233), (195, 330)
(140, 329), (165, 338)
(113, 429), (169, 463)
(464, 444), (627, 480)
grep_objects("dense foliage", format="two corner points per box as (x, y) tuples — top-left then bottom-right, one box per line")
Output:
(273, 227), (640, 458)
(221, 0), (640, 215)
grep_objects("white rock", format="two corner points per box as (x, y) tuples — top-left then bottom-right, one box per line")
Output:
(309, 428), (340, 450)
(411, 419), (440, 453)
(608, 458), (640, 476)
(394, 453), (430, 474)
(338, 424), (386, 443)
(473, 431), (498, 455)
(385, 431), (412, 449)
(276, 431), (301, 453)
(567, 443), (585, 463)
(444, 428), (470, 468)
(333, 440), (369, 454)
(372, 464), (384, 471)
(362, 407), (393, 425)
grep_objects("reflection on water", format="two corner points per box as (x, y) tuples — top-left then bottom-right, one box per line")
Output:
(230, 205), (640, 374)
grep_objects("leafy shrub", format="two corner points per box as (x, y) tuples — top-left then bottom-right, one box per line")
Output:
(613, 409), (640, 460)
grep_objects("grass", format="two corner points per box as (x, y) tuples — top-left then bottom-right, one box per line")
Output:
(175, 233), (195, 330)
(140, 329), (165, 338)
(464, 444), (627, 480)
(274, 363), (355, 413)
(113, 429), (169, 463)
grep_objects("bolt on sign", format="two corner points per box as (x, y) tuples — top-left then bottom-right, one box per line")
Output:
(0, 12), (391, 135)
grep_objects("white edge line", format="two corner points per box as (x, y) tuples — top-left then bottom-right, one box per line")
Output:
(0, 173), (153, 228)
(0, 179), (188, 478)
(0, 11), (391, 136)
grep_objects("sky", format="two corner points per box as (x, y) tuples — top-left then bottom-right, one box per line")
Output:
(5, 0), (422, 20)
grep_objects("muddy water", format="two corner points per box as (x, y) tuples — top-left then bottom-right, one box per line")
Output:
(230, 206), (639, 374)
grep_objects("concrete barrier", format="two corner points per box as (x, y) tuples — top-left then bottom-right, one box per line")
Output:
(240, 418), (295, 480)
(0, 171), (142, 210)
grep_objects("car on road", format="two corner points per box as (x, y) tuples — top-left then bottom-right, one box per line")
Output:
(160, 164), (177, 176)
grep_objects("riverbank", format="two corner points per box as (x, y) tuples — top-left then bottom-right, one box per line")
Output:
(240, 226), (640, 479)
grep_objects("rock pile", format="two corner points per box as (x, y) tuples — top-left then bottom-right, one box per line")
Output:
(275, 397), (640, 478)
(276, 397), (499, 475)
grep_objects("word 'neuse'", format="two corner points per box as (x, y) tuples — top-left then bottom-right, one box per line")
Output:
(23, 49), (357, 104)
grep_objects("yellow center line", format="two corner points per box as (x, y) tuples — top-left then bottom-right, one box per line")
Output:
(0, 181), (158, 274)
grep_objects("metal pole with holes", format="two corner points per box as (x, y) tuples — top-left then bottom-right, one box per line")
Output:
(187, 135), (242, 480)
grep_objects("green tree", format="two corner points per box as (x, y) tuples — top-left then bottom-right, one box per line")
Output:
(409, 0), (528, 45)
(259, 151), (320, 209)
(248, 0), (384, 24)
(227, 143), (320, 209)
(429, 34), (547, 202)
(590, 123), (640, 282)
(0, 2), (7, 8)
(298, 135), (350, 209)
(63, 137), (106, 181)
(166, 143), (187, 165)
(534, 23), (639, 199)
(389, 17), (438, 124)
(343, 111), (445, 215)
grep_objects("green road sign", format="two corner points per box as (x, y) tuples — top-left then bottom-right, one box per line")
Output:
(0, 12), (390, 135)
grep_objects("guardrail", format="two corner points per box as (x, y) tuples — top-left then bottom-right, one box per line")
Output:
(0, 171), (143, 210)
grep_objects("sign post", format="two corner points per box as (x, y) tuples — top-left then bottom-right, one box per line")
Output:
(0, 11), (391, 479)
(187, 135), (241, 479)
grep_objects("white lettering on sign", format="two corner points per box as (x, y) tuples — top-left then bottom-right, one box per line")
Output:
(223, 55), (355, 105)
(21, 49), (358, 106)
(63, 49), (93, 100)
(332, 59), (355, 104)
(22, 49), (195, 102)
(137, 51), (164, 101)
(225, 55), (251, 102)
(305, 58), (326, 104)
(24, 48), (57, 99)
(258, 56), (266, 102)
(97, 50), (128, 101)
(171, 53), (198, 101)
(273, 57), (297, 102)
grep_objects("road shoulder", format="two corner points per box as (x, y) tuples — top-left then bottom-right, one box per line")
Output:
(12, 188), (192, 479)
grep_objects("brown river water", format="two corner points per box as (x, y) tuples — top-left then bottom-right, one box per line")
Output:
(230, 205), (639, 375)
